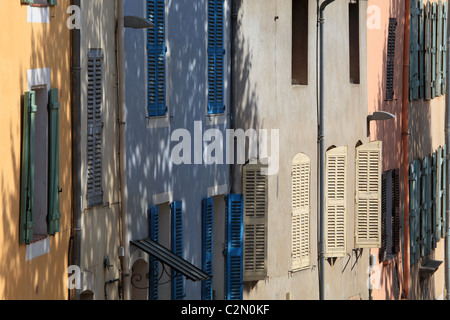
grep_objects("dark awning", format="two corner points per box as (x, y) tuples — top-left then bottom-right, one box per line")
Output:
(131, 239), (210, 282)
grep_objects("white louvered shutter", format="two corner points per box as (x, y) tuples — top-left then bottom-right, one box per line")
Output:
(243, 164), (268, 281)
(291, 154), (311, 271)
(355, 141), (382, 248)
(87, 49), (104, 207)
(325, 146), (348, 258)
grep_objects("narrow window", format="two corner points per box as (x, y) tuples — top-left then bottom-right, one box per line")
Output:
(292, 0), (308, 85)
(349, 0), (360, 84)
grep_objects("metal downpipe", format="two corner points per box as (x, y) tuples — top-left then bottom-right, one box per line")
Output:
(318, 0), (335, 301)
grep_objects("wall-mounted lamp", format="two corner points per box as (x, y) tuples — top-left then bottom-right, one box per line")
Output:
(367, 111), (396, 136)
(124, 16), (154, 29)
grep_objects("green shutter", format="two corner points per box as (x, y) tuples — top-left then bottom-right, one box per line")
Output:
(442, 3), (448, 94)
(419, 0), (425, 98)
(432, 151), (439, 248)
(436, 1), (443, 97)
(432, 2), (437, 99)
(21, 0), (34, 4)
(47, 0), (57, 5)
(409, 160), (420, 265)
(20, 92), (37, 244)
(410, 0), (420, 101)
(425, 2), (432, 100)
(48, 89), (61, 235)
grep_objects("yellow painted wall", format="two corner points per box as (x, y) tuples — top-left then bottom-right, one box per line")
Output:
(0, 1), (72, 299)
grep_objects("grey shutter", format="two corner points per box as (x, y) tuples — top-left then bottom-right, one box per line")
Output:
(87, 49), (104, 207)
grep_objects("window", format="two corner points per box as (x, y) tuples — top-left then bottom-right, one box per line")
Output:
(86, 49), (104, 208)
(380, 169), (400, 261)
(243, 164), (268, 281)
(208, 0), (225, 114)
(409, 146), (447, 266)
(292, 0), (308, 85)
(20, 89), (61, 244)
(291, 153), (311, 271)
(324, 146), (347, 258)
(349, 0), (360, 84)
(355, 141), (382, 249)
(149, 201), (184, 300)
(147, 0), (167, 117)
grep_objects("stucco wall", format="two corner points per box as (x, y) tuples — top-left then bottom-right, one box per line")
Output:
(0, 1), (72, 299)
(233, 0), (370, 300)
(123, 0), (231, 299)
(79, 0), (122, 300)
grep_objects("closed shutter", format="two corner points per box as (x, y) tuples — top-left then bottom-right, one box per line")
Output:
(431, 2), (437, 99)
(147, 0), (167, 117)
(409, 160), (421, 266)
(325, 146), (347, 258)
(48, 89), (61, 235)
(208, 0), (225, 114)
(386, 18), (397, 101)
(149, 206), (159, 300)
(392, 169), (401, 254)
(432, 152), (438, 249)
(436, 1), (443, 97)
(410, 0), (420, 101)
(425, 2), (432, 100)
(243, 165), (268, 281)
(420, 156), (433, 257)
(355, 141), (382, 248)
(380, 173), (388, 259)
(170, 201), (184, 300)
(19, 91), (37, 244)
(226, 194), (244, 300)
(86, 49), (104, 207)
(291, 153), (311, 271)
(442, 3), (448, 93)
(419, 0), (425, 98)
(202, 198), (214, 300)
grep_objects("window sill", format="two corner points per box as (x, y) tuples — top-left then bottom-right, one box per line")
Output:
(206, 114), (227, 127)
(146, 115), (170, 129)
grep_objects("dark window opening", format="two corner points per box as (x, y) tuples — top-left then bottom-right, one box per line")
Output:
(349, 0), (360, 84)
(292, 0), (308, 85)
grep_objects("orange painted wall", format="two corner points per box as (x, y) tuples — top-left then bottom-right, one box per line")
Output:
(0, 1), (72, 299)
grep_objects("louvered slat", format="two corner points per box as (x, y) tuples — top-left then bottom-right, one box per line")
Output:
(291, 154), (311, 271)
(325, 147), (347, 258)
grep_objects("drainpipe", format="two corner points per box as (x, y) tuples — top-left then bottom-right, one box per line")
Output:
(402, 0), (411, 300)
(117, 0), (131, 300)
(318, 0), (335, 301)
(71, 0), (82, 301)
(446, 0), (450, 300)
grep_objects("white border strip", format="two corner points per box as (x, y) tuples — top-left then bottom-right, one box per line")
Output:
(207, 184), (228, 198)
(27, 6), (50, 24)
(26, 237), (50, 261)
(27, 68), (51, 91)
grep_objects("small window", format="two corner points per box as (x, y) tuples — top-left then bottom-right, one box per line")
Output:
(292, 0), (308, 85)
(349, 0), (360, 84)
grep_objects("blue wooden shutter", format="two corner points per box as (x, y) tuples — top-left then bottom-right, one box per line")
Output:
(202, 198), (214, 300)
(149, 206), (159, 300)
(48, 89), (61, 235)
(170, 201), (184, 300)
(147, 0), (167, 117)
(225, 194), (243, 300)
(409, 160), (421, 265)
(19, 91), (37, 244)
(208, 0), (225, 115)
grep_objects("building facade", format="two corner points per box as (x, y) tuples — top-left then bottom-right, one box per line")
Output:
(0, 0), (72, 299)
(231, 0), (377, 300)
(122, 0), (233, 300)
(368, 0), (448, 300)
